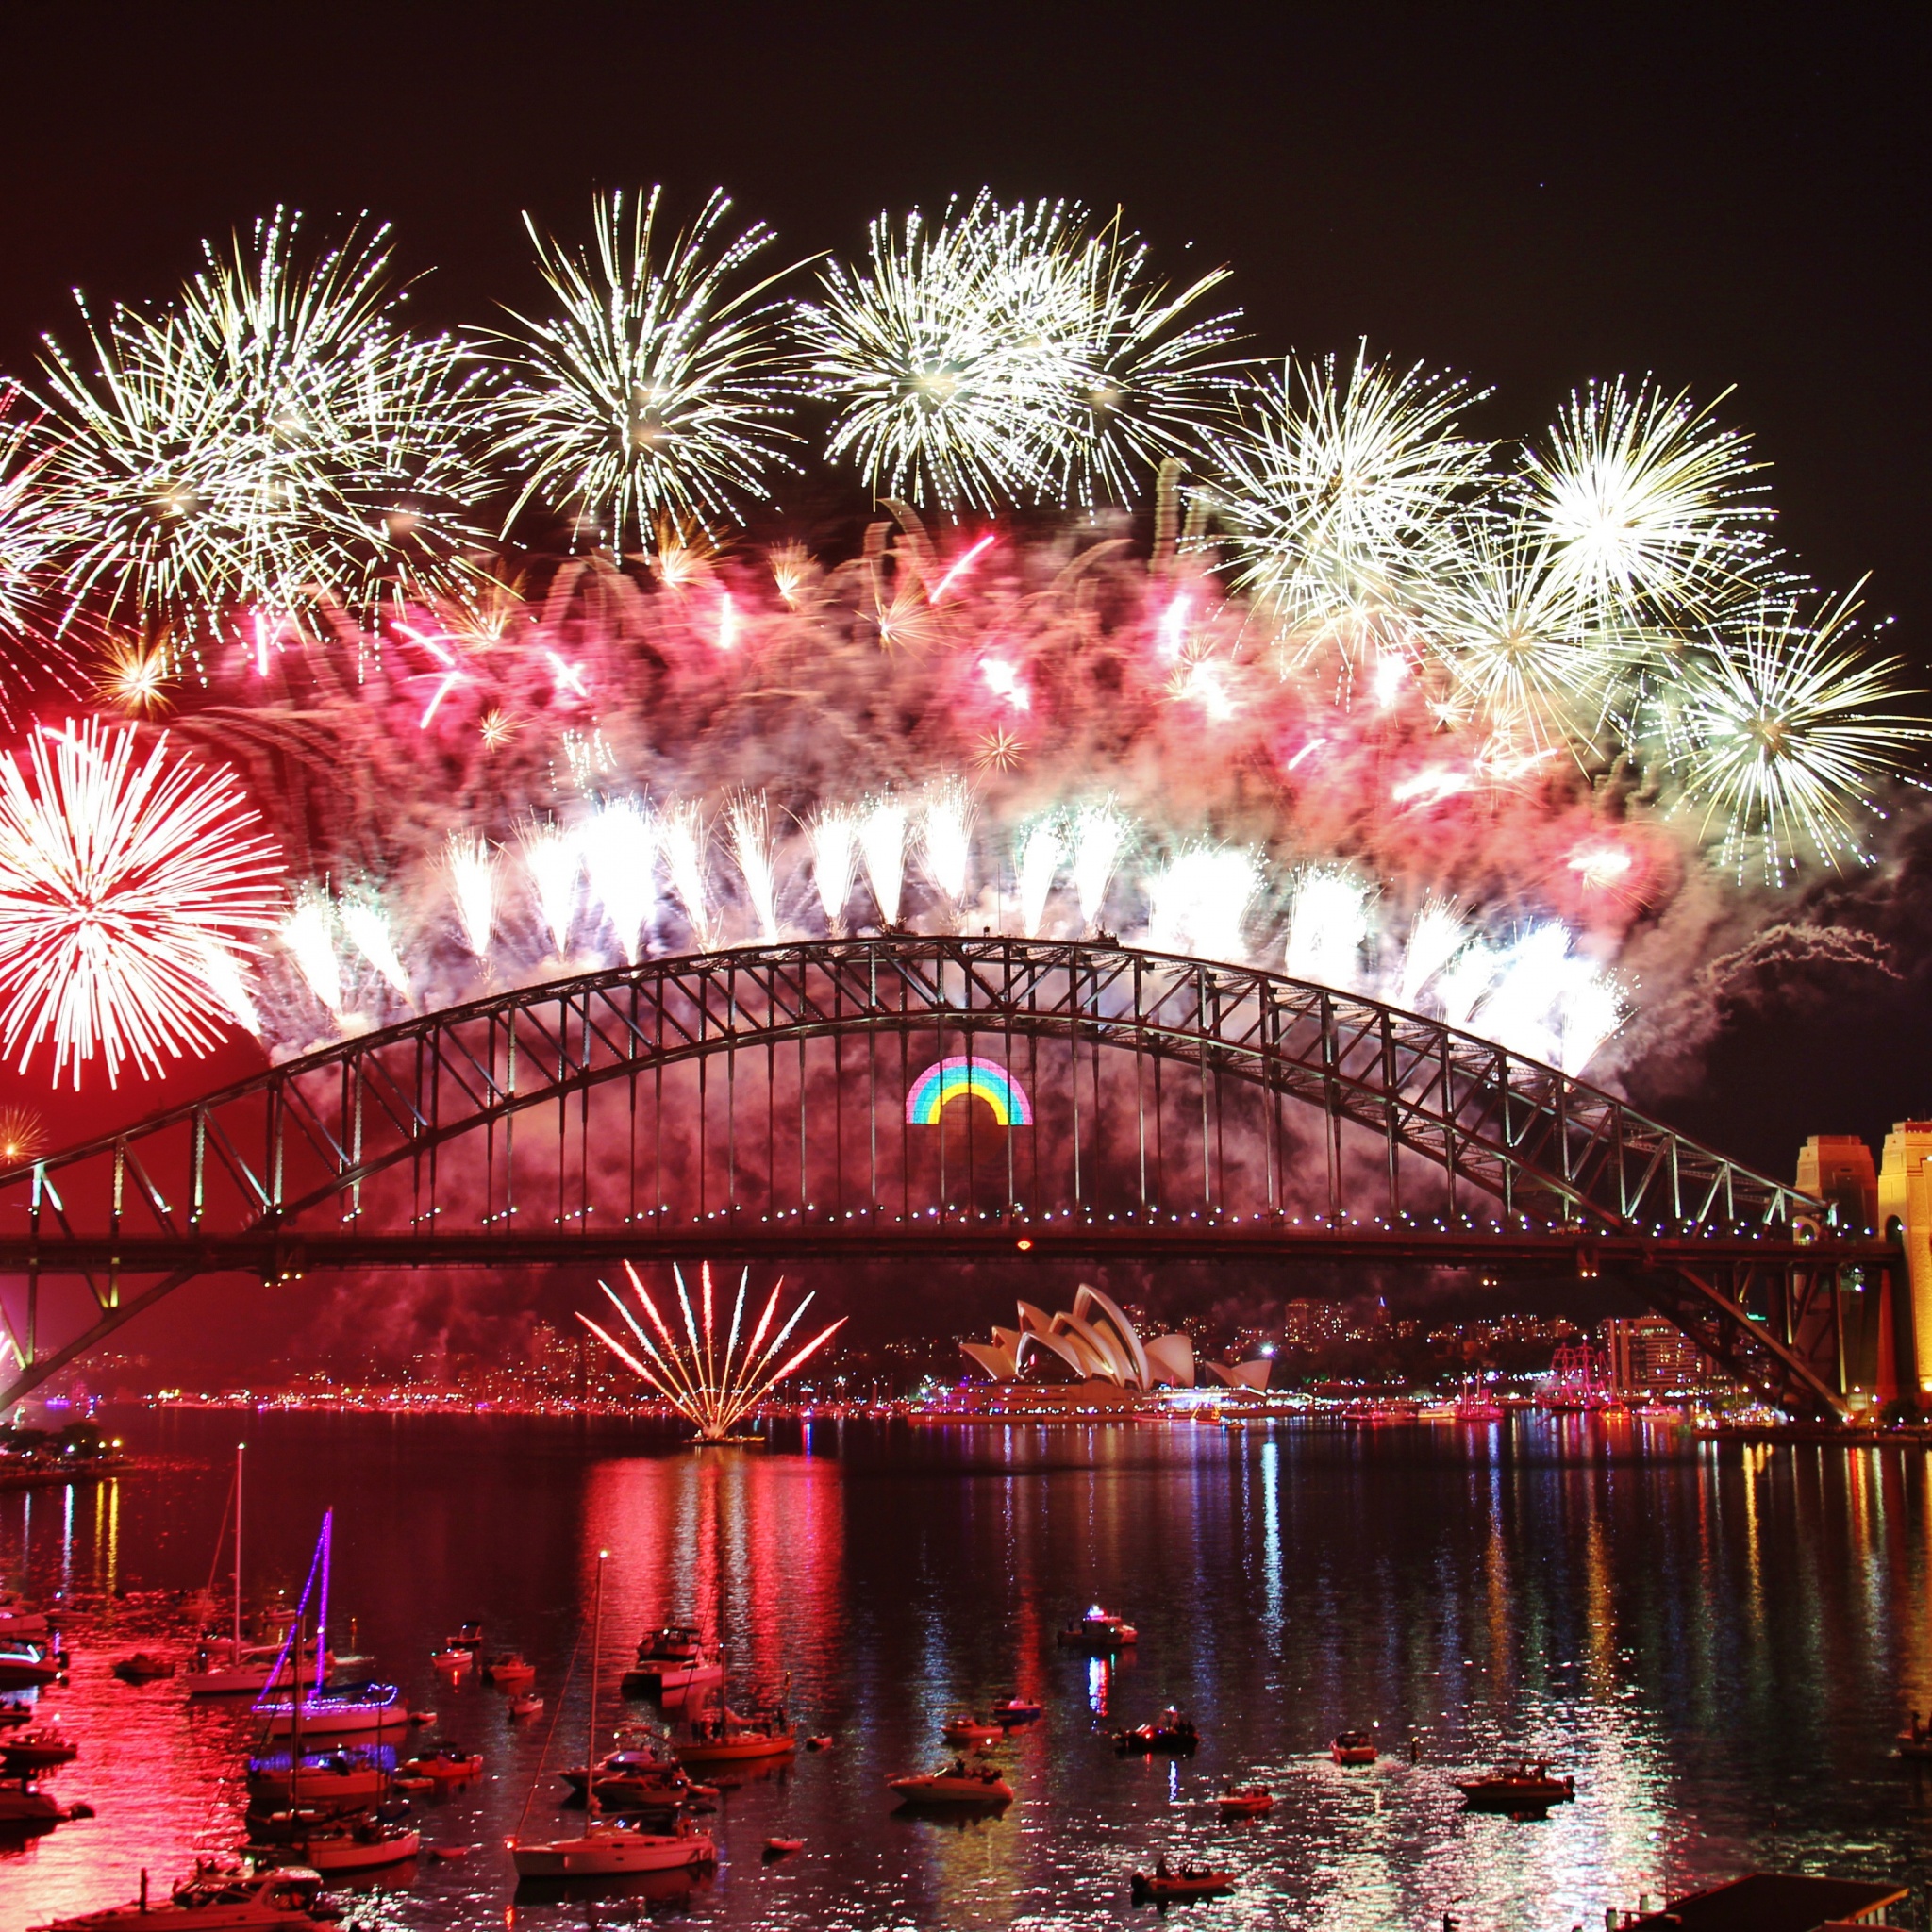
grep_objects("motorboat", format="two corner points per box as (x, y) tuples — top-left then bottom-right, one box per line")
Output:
(624, 1626), (725, 1696)
(512, 1812), (718, 1879)
(805, 1734), (833, 1751)
(888, 1761), (1014, 1807)
(2, 1730), (77, 1772)
(243, 1818), (419, 1873)
(1332, 1728), (1378, 1765)
(246, 1750), (388, 1807)
(1114, 1707), (1198, 1756)
(256, 1682), (407, 1738)
(29, 1863), (328, 1928)
(1057, 1606), (1138, 1651)
(991, 1695), (1042, 1724)
(445, 1622), (484, 1652)
(1455, 1759), (1576, 1811)
(398, 1750), (482, 1782)
(508, 1693), (543, 1719)
(560, 1748), (693, 1809)
(481, 1652), (535, 1687)
(510, 1553), (719, 1880)
(112, 1652), (175, 1682)
(429, 1647), (471, 1671)
(1131, 1862), (1235, 1903)
(0, 1781), (69, 1824)
(0, 1603), (51, 1642)
(941, 1712), (1005, 1745)
(763, 1837), (803, 1858)
(0, 1644), (61, 1690)
(1218, 1785), (1274, 1816)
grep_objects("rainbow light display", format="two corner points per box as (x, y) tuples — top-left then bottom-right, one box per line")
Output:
(906, 1056), (1034, 1127)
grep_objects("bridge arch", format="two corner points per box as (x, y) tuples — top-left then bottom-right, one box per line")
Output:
(0, 937), (1891, 1417)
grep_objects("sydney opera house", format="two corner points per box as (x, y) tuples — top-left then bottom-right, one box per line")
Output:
(960, 1286), (1273, 1395)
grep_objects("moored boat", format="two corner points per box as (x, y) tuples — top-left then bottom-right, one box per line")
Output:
(623, 1625), (724, 1696)
(246, 1750), (388, 1807)
(399, 1749), (482, 1782)
(244, 1818), (419, 1873)
(1057, 1606), (1138, 1651)
(1114, 1707), (1198, 1756)
(1131, 1860), (1235, 1903)
(560, 1747), (693, 1809)
(111, 1652), (174, 1682)
(256, 1682), (407, 1738)
(941, 1712), (1005, 1745)
(888, 1761), (1014, 1806)
(2, 1730), (77, 1772)
(674, 1712), (796, 1766)
(991, 1695), (1042, 1725)
(0, 1644), (61, 1691)
(1455, 1758), (1575, 1810)
(1331, 1728), (1377, 1765)
(1218, 1785), (1274, 1816)
(28, 1862), (328, 1928)
(481, 1651), (535, 1687)
(0, 1781), (69, 1824)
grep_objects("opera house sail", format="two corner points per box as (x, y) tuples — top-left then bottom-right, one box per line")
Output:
(960, 1286), (1271, 1394)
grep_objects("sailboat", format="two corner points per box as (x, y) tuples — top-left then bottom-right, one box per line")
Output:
(510, 1551), (718, 1879)
(187, 1446), (329, 1698)
(252, 1511), (405, 1740)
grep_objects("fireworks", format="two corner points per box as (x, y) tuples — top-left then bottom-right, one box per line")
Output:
(490, 189), (798, 548)
(0, 388), (81, 723)
(0, 719), (282, 1085)
(442, 830), (497, 959)
(1015, 815), (1065, 937)
(858, 795), (908, 926)
(798, 192), (1237, 510)
(1673, 590), (1932, 879)
(918, 778), (975, 914)
(725, 791), (780, 941)
(578, 1259), (846, 1441)
(808, 808), (859, 936)
(36, 210), (490, 658)
(0, 1106), (47, 1167)
(580, 799), (655, 964)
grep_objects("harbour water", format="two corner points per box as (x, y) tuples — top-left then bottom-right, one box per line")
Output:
(3, 1409), (1931, 1930)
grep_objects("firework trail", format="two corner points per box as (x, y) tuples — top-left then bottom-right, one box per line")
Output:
(858, 795), (908, 926)
(1069, 801), (1130, 934)
(280, 889), (342, 1016)
(580, 798), (655, 964)
(659, 800), (714, 946)
(808, 808), (859, 936)
(519, 820), (581, 958)
(0, 719), (282, 1084)
(341, 895), (411, 1001)
(441, 830), (496, 959)
(725, 791), (780, 941)
(1015, 815), (1065, 938)
(919, 777), (975, 918)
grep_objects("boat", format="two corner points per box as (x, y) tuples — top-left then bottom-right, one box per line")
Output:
(941, 1712), (1005, 1745)
(991, 1695), (1042, 1725)
(805, 1734), (833, 1751)
(0, 1644), (61, 1691)
(1114, 1707), (1198, 1756)
(446, 1622), (484, 1652)
(0, 1606), (51, 1642)
(429, 1647), (471, 1671)
(112, 1652), (175, 1682)
(1218, 1785), (1274, 1816)
(256, 1681), (407, 1738)
(482, 1651), (535, 1686)
(508, 1693), (544, 1720)
(0, 1781), (69, 1824)
(560, 1748), (693, 1809)
(28, 1864), (329, 1929)
(1131, 1861), (1236, 1903)
(399, 1749), (482, 1782)
(510, 1551), (719, 1879)
(674, 1709), (796, 1766)
(244, 1818), (419, 1873)
(2, 1730), (77, 1772)
(246, 1750), (388, 1807)
(1057, 1606), (1138, 1651)
(1332, 1728), (1378, 1765)
(763, 1837), (803, 1857)
(390, 1776), (434, 1795)
(888, 1761), (1014, 1807)
(623, 1626), (725, 1696)
(1455, 1759), (1576, 1811)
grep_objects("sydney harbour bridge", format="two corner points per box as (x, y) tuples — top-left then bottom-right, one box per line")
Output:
(0, 936), (1897, 1420)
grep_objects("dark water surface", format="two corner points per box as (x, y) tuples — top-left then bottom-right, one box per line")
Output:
(3, 1409), (1931, 1931)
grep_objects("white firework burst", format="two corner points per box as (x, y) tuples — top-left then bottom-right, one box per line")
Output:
(808, 807), (859, 935)
(725, 791), (781, 941)
(0, 388), (82, 723)
(490, 188), (798, 548)
(1672, 588), (1932, 878)
(1208, 344), (1491, 640)
(37, 209), (491, 656)
(1520, 376), (1771, 615)
(918, 776), (976, 913)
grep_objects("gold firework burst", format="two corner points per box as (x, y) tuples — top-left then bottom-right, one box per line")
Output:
(974, 726), (1027, 772)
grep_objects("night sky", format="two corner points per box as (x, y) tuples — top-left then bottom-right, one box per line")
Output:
(0, 5), (1926, 1372)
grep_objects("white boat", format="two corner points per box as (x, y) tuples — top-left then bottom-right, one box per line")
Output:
(887, 1762), (1014, 1806)
(189, 1640), (329, 1699)
(624, 1626), (724, 1695)
(244, 1819), (419, 1873)
(255, 1682), (407, 1738)
(0, 1645), (60, 1691)
(246, 1751), (388, 1806)
(29, 1863), (327, 1928)
(511, 1551), (718, 1880)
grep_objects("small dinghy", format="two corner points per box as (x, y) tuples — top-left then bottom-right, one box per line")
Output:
(1131, 1861), (1235, 1903)
(111, 1653), (174, 1682)
(400, 1749), (483, 1782)
(508, 1693), (543, 1720)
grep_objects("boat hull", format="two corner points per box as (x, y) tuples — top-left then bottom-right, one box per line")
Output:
(258, 1699), (407, 1738)
(511, 1829), (716, 1877)
(249, 1830), (419, 1873)
(674, 1731), (795, 1765)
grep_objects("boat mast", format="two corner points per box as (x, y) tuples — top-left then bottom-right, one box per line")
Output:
(291, 1607), (305, 1776)
(583, 1549), (607, 1840)
(232, 1441), (244, 1657)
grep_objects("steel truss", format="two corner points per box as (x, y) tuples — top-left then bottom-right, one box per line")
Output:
(0, 937), (1892, 1417)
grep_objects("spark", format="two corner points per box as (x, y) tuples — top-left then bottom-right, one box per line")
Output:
(545, 651), (590, 701)
(715, 591), (739, 652)
(96, 638), (175, 716)
(442, 830), (496, 958)
(807, 808), (859, 936)
(919, 778), (975, 909)
(1015, 815), (1064, 936)
(1146, 841), (1260, 964)
(1391, 765), (1474, 807)
(725, 791), (780, 941)
(0, 386), (82, 723)
(1674, 589), (1932, 879)
(973, 728), (1026, 773)
(281, 889), (342, 1016)
(931, 533), (995, 602)
(37, 208), (489, 653)
(769, 542), (811, 605)
(1567, 843), (1635, 891)
(479, 708), (516, 752)
(0, 720), (280, 1085)
(579, 1259), (846, 1441)
(1167, 654), (1236, 721)
(858, 794), (908, 926)
(1068, 801), (1130, 932)
(581, 797), (657, 964)
(1157, 592), (1191, 658)
(659, 799), (715, 946)
(489, 188), (799, 549)
(1397, 896), (1469, 1010)
(1283, 867), (1372, 991)
(0, 1105), (48, 1167)
(341, 893), (411, 1000)
(519, 820), (581, 958)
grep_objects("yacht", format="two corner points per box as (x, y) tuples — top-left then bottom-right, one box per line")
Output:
(246, 1750), (388, 1807)
(187, 1638), (327, 1699)
(624, 1626), (724, 1696)
(255, 1681), (407, 1739)
(0, 1644), (61, 1691)
(242, 1818), (419, 1873)
(1056, 1607), (1138, 1650)
(887, 1762), (1014, 1806)
(560, 1747), (694, 1810)
(29, 1863), (328, 1928)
